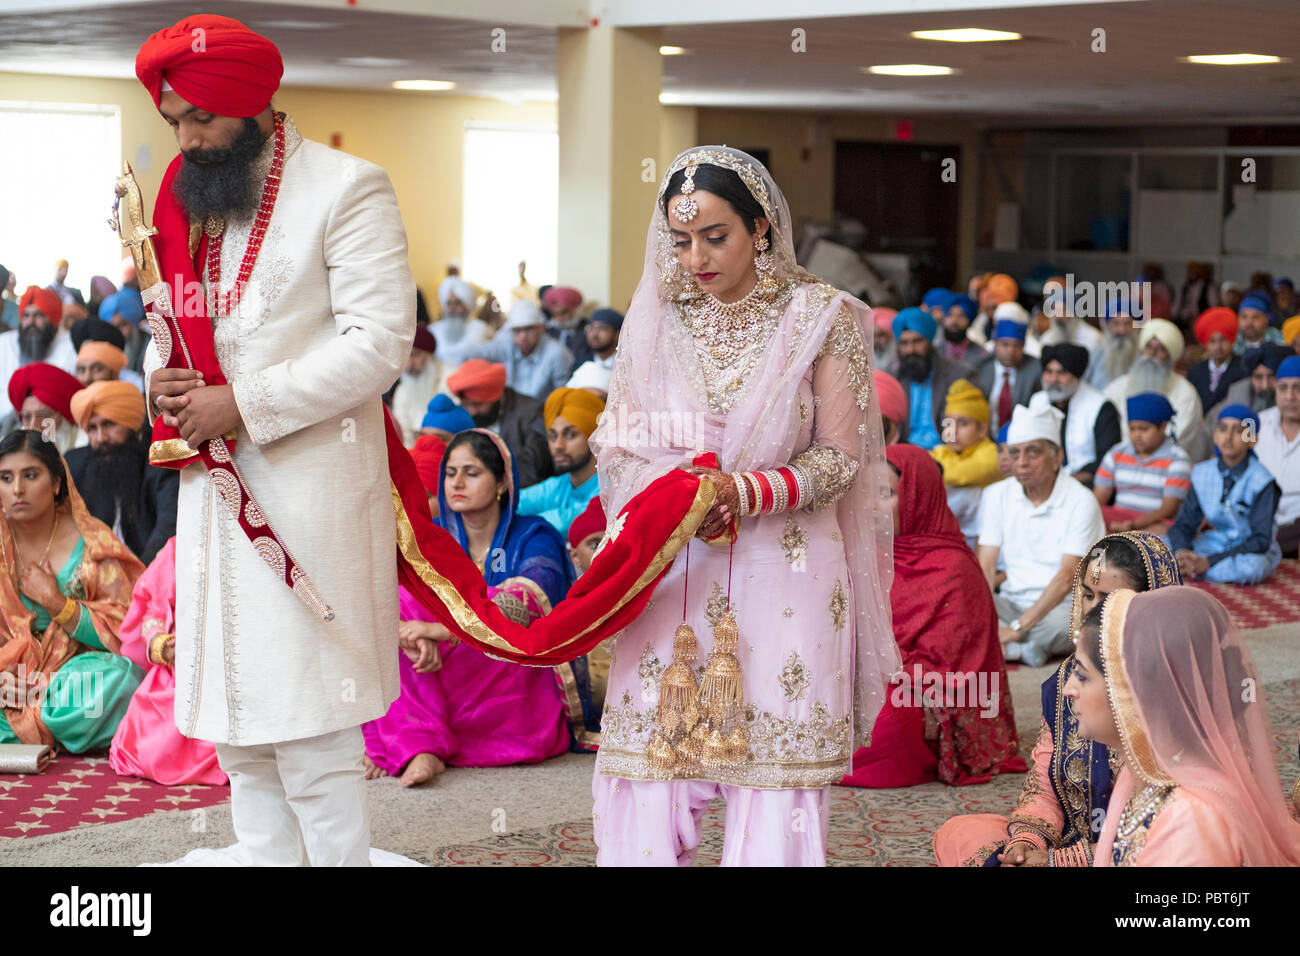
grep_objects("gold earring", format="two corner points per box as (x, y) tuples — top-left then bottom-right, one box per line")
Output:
(754, 233), (777, 296)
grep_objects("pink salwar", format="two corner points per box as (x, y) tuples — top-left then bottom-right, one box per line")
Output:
(592, 775), (831, 867)
(362, 587), (570, 772)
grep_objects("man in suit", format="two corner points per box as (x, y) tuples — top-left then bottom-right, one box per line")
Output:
(892, 307), (973, 450)
(975, 302), (1042, 435)
(1187, 307), (1247, 412)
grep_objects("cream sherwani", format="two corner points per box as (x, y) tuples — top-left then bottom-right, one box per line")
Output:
(145, 117), (414, 748)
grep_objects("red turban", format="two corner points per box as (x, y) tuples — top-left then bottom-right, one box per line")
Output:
(542, 286), (582, 311)
(568, 495), (606, 549)
(18, 286), (62, 325)
(446, 359), (507, 403)
(1194, 307), (1238, 345)
(7, 363), (82, 421)
(409, 434), (447, 496)
(875, 371), (907, 426)
(135, 15), (283, 118)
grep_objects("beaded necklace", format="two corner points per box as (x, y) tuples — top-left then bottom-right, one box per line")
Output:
(1112, 781), (1174, 862)
(204, 112), (286, 318)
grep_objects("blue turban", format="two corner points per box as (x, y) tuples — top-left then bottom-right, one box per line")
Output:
(1102, 293), (1131, 320)
(421, 393), (475, 433)
(922, 288), (953, 309)
(1126, 392), (1174, 425)
(98, 288), (145, 325)
(1274, 277), (1294, 291)
(993, 318), (1027, 342)
(588, 307), (623, 331)
(1243, 342), (1291, 373)
(1279, 355), (1300, 381)
(996, 422), (1010, 445)
(1238, 292), (1273, 318)
(1217, 404), (1260, 433)
(948, 295), (977, 321)
(892, 307), (937, 342)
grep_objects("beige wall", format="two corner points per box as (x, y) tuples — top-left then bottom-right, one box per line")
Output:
(1, 71), (556, 299)
(696, 107), (981, 282)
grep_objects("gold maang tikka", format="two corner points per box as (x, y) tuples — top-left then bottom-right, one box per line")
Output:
(673, 164), (699, 222)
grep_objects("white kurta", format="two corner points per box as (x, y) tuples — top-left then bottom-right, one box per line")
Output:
(390, 357), (452, 446)
(144, 117), (414, 746)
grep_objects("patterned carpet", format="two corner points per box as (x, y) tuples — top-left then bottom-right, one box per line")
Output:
(1190, 559), (1300, 629)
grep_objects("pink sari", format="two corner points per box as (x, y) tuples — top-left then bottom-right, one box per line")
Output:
(108, 538), (226, 786)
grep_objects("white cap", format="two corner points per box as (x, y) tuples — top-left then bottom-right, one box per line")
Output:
(505, 300), (544, 330)
(566, 361), (612, 393)
(1006, 402), (1063, 447)
(993, 301), (1030, 324)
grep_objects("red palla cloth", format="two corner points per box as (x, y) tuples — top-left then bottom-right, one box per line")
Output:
(840, 444), (1026, 787)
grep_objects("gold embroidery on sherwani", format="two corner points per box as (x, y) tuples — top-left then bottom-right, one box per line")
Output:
(829, 580), (848, 631)
(779, 650), (811, 701)
(780, 514), (808, 567)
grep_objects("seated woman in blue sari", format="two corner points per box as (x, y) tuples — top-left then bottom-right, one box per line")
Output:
(933, 531), (1181, 866)
(363, 428), (589, 786)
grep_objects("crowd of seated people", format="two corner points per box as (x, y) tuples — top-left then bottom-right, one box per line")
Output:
(3, 253), (1297, 869)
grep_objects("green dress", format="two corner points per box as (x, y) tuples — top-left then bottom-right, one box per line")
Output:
(0, 538), (142, 752)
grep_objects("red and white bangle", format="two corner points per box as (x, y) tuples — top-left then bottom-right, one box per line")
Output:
(738, 467), (804, 515)
(732, 472), (751, 517)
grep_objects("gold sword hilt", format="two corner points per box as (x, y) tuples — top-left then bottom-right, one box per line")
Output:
(110, 160), (162, 289)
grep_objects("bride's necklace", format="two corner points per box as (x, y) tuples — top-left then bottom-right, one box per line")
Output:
(684, 281), (775, 365)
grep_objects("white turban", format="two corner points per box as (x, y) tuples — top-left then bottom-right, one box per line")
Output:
(505, 299), (544, 330)
(1006, 401), (1063, 448)
(566, 360), (612, 393)
(438, 276), (474, 311)
(1137, 317), (1184, 364)
(992, 301), (1030, 324)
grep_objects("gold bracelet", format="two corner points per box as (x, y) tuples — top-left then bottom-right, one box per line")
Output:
(148, 632), (175, 666)
(52, 598), (78, 627)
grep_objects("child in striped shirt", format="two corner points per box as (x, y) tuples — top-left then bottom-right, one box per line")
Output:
(1093, 392), (1192, 533)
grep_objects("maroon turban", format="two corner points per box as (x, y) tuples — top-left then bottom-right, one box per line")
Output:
(18, 286), (62, 325)
(412, 324), (436, 354)
(7, 363), (83, 421)
(135, 15), (283, 118)
(542, 286), (582, 311)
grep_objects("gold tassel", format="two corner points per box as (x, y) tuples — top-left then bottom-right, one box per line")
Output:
(725, 727), (749, 762)
(701, 728), (728, 768)
(656, 623), (701, 737)
(646, 730), (678, 775)
(699, 613), (745, 723)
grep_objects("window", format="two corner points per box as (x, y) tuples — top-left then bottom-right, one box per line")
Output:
(461, 123), (557, 303)
(0, 102), (123, 301)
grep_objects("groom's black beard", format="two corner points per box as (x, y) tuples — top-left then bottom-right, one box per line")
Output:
(172, 118), (269, 221)
(18, 323), (56, 364)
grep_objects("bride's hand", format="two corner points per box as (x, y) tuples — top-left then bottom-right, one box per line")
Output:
(689, 468), (739, 538)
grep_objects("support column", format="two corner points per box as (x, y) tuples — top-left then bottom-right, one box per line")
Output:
(556, 24), (662, 310)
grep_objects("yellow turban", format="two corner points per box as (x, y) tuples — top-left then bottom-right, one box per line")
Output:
(543, 387), (605, 437)
(1283, 314), (1300, 346)
(69, 380), (145, 431)
(77, 341), (128, 375)
(944, 378), (989, 424)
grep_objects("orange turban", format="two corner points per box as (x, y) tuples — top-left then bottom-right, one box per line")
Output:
(1194, 307), (1238, 345)
(985, 274), (1018, 306)
(543, 387), (605, 437)
(69, 381), (145, 432)
(18, 286), (62, 325)
(77, 341), (129, 375)
(1282, 315), (1300, 346)
(446, 359), (507, 403)
(136, 15), (283, 118)
(7, 363), (82, 421)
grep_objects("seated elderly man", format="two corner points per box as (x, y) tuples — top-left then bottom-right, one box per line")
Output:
(1256, 356), (1300, 558)
(464, 301), (573, 401)
(893, 307), (974, 450)
(390, 325), (451, 446)
(1187, 307), (1247, 411)
(1037, 275), (1104, 353)
(71, 317), (144, 391)
(1233, 291), (1286, 355)
(0, 287), (78, 416)
(542, 286), (592, 368)
(974, 303), (1041, 435)
(517, 387), (605, 535)
(1031, 343), (1119, 487)
(432, 276), (492, 367)
(1207, 342), (1290, 421)
(1103, 317), (1207, 460)
(65, 381), (177, 564)
(977, 403), (1105, 667)
(6, 362), (84, 453)
(445, 358), (553, 489)
(1085, 300), (1140, 390)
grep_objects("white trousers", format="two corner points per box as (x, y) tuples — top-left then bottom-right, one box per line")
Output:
(592, 773), (831, 866)
(214, 725), (371, 867)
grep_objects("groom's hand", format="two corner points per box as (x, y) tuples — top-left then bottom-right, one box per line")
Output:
(176, 383), (242, 447)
